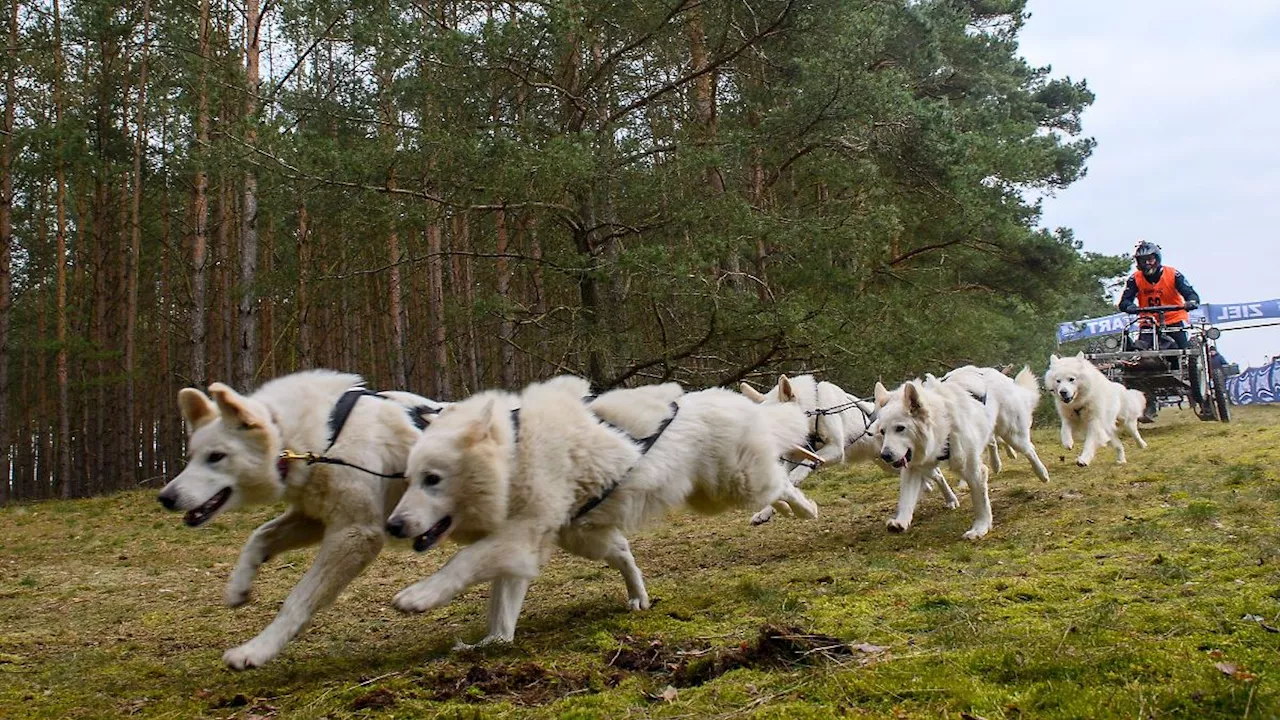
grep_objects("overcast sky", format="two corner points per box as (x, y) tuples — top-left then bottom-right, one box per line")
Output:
(1017, 0), (1280, 367)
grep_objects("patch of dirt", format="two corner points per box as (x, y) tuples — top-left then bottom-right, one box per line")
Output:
(605, 624), (882, 688)
(349, 687), (396, 711)
(424, 661), (605, 705)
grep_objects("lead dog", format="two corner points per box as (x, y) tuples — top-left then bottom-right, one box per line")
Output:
(741, 374), (958, 524)
(157, 370), (444, 669)
(384, 376), (820, 647)
(1044, 352), (1147, 466)
(941, 365), (1050, 482)
(873, 375), (998, 539)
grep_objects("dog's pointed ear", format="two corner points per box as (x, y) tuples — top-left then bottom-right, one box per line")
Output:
(782, 445), (824, 467)
(463, 399), (499, 447)
(209, 383), (267, 431)
(178, 388), (218, 436)
(740, 383), (766, 403)
(1075, 351), (1086, 359)
(903, 382), (928, 418)
(1049, 353), (1060, 365)
(778, 375), (796, 402)
(874, 381), (889, 407)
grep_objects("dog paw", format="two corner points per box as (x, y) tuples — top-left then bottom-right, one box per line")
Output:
(962, 526), (990, 540)
(886, 519), (908, 533)
(750, 508), (774, 525)
(943, 497), (961, 510)
(1063, 441), (1074, 450)
(1075, 459), (1089, 468)
(222, 641), (276, 670)
(393, 580), (450, 614)
(627, 596), (651, 611)
(224, 583), (252, 608)
(453, 635), (512, 652)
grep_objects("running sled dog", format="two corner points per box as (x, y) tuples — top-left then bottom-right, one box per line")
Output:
(384, 375), (821, 648)
(157, 370), (445, 669)
(941, 365), (1050, 482)
(740, 374), (960, 525)
(873, 375), (998, 539)
(1044, 352), (1147, 466)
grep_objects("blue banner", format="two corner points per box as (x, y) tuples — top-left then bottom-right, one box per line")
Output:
(1057, 298), (1280, 344)
(1227, 358), (1280, 405)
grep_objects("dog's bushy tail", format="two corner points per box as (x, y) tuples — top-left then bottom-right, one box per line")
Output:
(1014, 366), (1038, 393)
(1013, 366), (1042, 413)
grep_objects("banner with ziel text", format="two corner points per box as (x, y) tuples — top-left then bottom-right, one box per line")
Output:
(1056, 299), (1280, 344)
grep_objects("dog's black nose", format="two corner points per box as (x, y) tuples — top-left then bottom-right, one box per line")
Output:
(879, 451), (895, 464)
(158, 493), (177, 511)
(385, 518), (406, 538)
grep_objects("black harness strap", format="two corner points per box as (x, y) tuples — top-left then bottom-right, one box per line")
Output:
(408, 404), (442, 431)
(803, 393), (877, 450)
(782, 456), (822, 471)
(572, 401), (680, 522)
(280, 386), (442, 480)
(325, 387), (384, 452)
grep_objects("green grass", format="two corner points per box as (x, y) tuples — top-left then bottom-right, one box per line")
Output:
(3, 406), (1280, 718)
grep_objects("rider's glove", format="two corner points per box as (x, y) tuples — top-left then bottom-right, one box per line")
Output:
(1183, 301), (1199, 311)
(1120, 303), (1138, 314)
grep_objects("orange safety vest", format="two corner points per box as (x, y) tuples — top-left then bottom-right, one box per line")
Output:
(1133, 266), (1189, 325)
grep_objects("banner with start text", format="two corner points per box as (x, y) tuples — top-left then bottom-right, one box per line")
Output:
(1056, 299), (1280, 344)
(1226, 358), (1280, 405)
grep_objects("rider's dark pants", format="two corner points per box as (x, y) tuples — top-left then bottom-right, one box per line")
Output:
(1128, 322), (1204, 409)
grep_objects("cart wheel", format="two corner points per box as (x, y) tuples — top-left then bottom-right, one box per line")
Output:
(1212, 366), (1232, 423)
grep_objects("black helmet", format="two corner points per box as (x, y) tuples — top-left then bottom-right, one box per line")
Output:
(1133, 240), (1162, 279)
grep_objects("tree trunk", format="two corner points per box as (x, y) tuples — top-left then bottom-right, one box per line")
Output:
(426, 221), (448, 398)
(386, 171), (407, 388)
(495, 206), (515, 387)
(158, 173), (175, 476)
(237, 0), (261, 389)
(215, 180), (233, 381)
(260, 224), (274, 379)
(191, 0), (211, 389)
(524, 214), (546, 379)
(0, 0), (17, 503)
(296, 202), (312, 368)
(452, 212), (480, 392)
(125, 0), (152, 492)
(53, 0), (72, 498)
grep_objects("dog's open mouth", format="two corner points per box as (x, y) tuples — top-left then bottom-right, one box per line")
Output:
(413, 515), (453, 552)
(891, 449), (913, 469)
(184, 487), (232, 527)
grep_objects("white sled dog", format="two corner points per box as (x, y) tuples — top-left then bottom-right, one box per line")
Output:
(941, 365), (1050, 482)
(157, 370), (445, 669)
(1044, 352), (1147, 466)
(873, 375), (998, 539)
(741, 374), (958, 525)
(385, 376), (820, 648)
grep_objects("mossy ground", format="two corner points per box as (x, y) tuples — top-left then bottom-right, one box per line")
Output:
(3, 406), (1279, 719)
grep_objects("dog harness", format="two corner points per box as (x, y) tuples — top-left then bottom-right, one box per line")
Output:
(277, 385), (442, 480)
(570, 401), (681, 522)
(801, 393), (878, 452)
